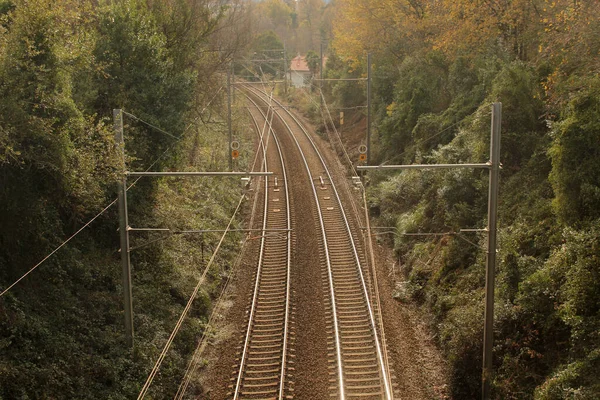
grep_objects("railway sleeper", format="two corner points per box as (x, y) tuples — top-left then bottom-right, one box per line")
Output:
(257, 278), (287, 285)
(251, 325), (283, 331)
(330, 270), (362, 277)
(344, 375), (381, 383)
(340, 334), (374, 341)
(250, 330), (283, 336)
(335, 299), (367, 305)
(256, 287), (286, 294)
(245, 356), (282, 363)
(342, 343), (377, 351)
(343, 351), (378, 359)
(343, 361), (379, 369)
(246, 348), (282, 356)
(254, 300), (286, 308)
(242, 367), (281, 375)
(344, 370), (382, 377)
(240, 375), (280, 382)
(335, 308), (368, 315)
(244, 361), (282, 368)
(338, 321), (372, 328)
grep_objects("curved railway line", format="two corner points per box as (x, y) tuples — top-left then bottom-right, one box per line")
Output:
(230, 90), (294, 400)
(231, 83), (394, 400)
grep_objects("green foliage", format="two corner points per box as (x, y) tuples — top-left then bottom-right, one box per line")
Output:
(247, 30), (285, 79)
(305, 49), (319, 75)
(323, 51), (365, 109)
(549, 77), (600, 225)
(341, 42), (600, 400)
(535, 350), (600, 400)
(0, 0), (119, 274)
(377, 51), (450, 162)
(93, 0), (196, 166)
(0, 0), (244, 398)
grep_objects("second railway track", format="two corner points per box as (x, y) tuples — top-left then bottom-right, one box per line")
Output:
(230, 90), (293, 400)
(237, 83), (394, 400)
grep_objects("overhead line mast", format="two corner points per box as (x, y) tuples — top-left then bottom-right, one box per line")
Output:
(113, 109), (272, 348)
(359, 102), (502, 400)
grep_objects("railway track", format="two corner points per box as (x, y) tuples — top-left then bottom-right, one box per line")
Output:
(230, 89), (293, 400)
(242, 84), (394, 400)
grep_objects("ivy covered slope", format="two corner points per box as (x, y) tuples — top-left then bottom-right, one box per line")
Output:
(328, 1), (600, 399)
(0, 0), (248, 398)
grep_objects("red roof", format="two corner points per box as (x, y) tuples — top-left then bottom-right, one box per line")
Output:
(290, 55), (310, 72)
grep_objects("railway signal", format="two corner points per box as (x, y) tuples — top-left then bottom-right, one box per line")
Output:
(358, 144), (367, 162)
(231, 141), (240, 159)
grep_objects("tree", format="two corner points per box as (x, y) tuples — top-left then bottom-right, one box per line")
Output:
(305, 49), (320, 76)
(249, 30), (285, 78)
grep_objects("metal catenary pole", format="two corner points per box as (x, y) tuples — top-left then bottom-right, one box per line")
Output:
(113, 109), (134, 348)
(482, 102), (501, 399)
(228, 65), (233, 171)
(232, 62), (236, 103)
(358, 102), (502, 400)
(319, 42), (323, 107)
(113, 109), (273, 349)
(366, 53), (372, 165)
(283, 44), (288, 94)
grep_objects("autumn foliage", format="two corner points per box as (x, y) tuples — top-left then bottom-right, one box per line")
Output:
(329, 0), (600, 398)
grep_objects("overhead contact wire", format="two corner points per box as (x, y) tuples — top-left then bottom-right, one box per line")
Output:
(137, 192), (246, 400)
(0, 88), (224, 297)
(175, 85), (278, 398)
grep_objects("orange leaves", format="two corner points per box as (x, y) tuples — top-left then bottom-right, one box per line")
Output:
(333, 0), (565, 63)
(332, 0), (428, 61)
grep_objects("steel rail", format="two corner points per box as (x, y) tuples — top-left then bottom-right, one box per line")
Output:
(242, 85), (345, 399)
(244, 84), (393, 399)
(173, 99), (273, 400)
(232, 103), (271, 400)
(231, 89), (292, 400)
(232, 94), (272, 399)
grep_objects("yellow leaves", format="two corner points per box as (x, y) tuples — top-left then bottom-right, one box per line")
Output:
(386, 102), (397, 117)
(333, 0), (600, 69)
(333, 0), (429, 60)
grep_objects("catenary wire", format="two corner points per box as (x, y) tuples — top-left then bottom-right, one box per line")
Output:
(122, 111), (181, 140)
(0, 87), (224, 297)
(137, 192), (246, 400)
(173, 98), (274, 399)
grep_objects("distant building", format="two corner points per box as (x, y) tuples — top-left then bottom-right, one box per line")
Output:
(288, 55), (311, 88)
